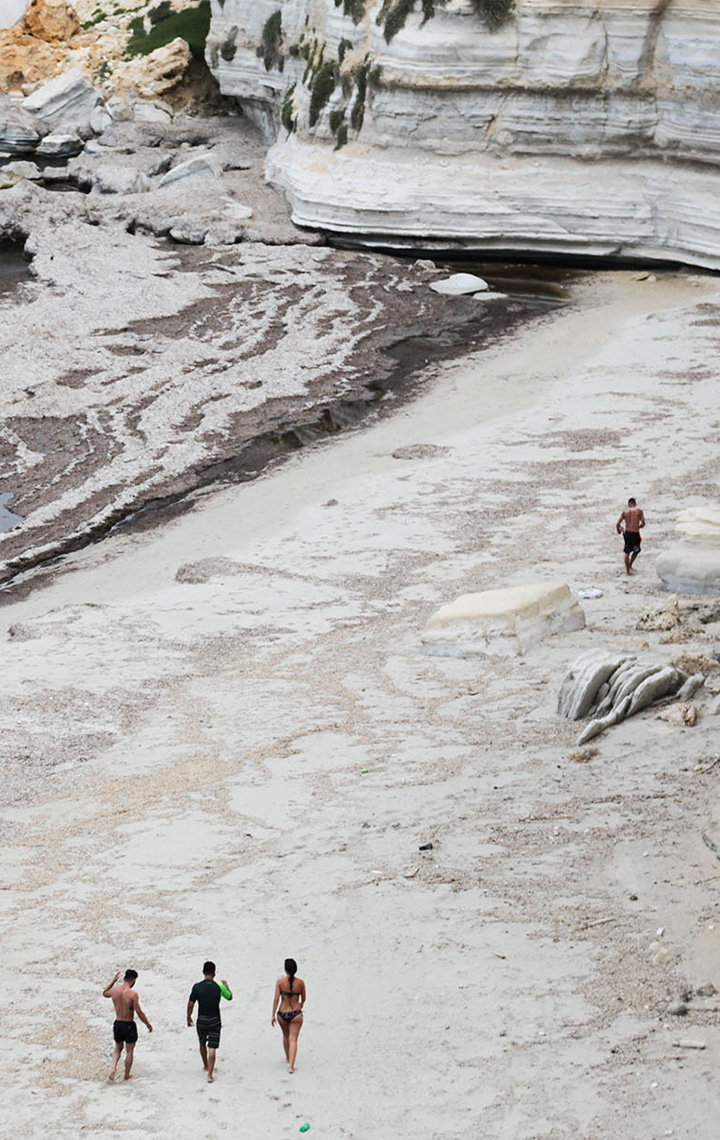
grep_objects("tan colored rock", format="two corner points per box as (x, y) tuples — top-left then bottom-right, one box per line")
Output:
(24, 0), (80, 43)
(422, 582), (585, 658)
(0, 31), (65, 90)
(657, 702), (699, 727)
(112, 38), (192, 100)
(672, 653), (719, 675)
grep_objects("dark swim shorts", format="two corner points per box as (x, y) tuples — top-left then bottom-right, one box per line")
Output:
(113, 1020), (138, 1044)
(623, 530), (641, 555)
(196, 1016), (222, 1050)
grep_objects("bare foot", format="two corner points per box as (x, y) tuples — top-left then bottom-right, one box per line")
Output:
(124, 1074), (138, 1081)
(108, 1072), (117, 1082)
(207, 1075), (214, 1083)
(288, 1065), (294, 1074)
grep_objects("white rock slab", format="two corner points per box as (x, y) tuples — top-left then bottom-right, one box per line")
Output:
(93, 165), (151, 195)
(422, 582), (585, 658)
(0, 94), (47, 154)
(656, 545), (720, 595)
(2, 159), (41, 179)
(90, 105), (112, 135)
(429, 273), (489, 296)
(675, 505), (720, 545)
(36, 128), (83, 157)
(159, 153), (223, 187)
(24, 69), (101, 130)
(132, 102), (173, 124)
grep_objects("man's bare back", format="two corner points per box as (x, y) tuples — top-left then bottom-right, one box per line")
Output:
(103, 969), (152, 1081)
(616, 497), (646, 575)
(618, 506), (644, 532)
(110, 984), (138, 1021)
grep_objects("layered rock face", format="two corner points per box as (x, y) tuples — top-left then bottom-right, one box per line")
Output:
(656, 504), (720, 594)
(206, 0), (720, 267)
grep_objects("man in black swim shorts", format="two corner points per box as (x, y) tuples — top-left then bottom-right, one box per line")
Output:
(187, 961), (233, 1083)
(616, 496), (646, 576)
(103, 968), (153, 1081)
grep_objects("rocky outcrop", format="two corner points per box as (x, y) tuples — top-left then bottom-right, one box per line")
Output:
(23, 67), (100, 128)
(421, 582), (585, 657)
(0, 1), (204, 105)
(24, 0), (79, 42)
(558, 649), (687, 744)
(657, 504), (720, 594)
(206, 0), (720, 268)
(110, 37), (194, 102)
(0, 92), (49, 153)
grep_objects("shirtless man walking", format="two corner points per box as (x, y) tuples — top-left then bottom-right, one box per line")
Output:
(616, 496), (646, 575)
(103, 968), (153, 1081)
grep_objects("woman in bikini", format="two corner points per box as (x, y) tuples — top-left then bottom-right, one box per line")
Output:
(271, 957), (306, 1073)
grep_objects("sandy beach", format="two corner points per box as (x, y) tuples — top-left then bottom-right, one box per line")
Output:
(1, 266), (719, 1140)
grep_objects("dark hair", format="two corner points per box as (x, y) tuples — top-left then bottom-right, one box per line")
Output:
(124, 969), (138, 982)
(203, 961), (216, 976)
(284, 958), (297, 993)
(628, 497), (636, 505)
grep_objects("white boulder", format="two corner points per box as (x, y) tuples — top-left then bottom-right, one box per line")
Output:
(2, 159), (41, 180)
(104, 96), (134, 123)
(656, 502), (720, 593)
(36, 128), (83, 157)
(675, 505), (720, 545)
(90, 105), (112, 135)
(159, 154), (223, 187)
(132, 102), (173, 124)
(0, 94), (47, 154)
(23, 69), (101, 130)
(422, 582), (584, 658)
(656, 545), (720, 594)
(429, 273), (489, 296)
(92, 165), (151, 195)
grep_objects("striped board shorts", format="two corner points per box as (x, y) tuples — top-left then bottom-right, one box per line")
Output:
(196, 1016), (222, 1050)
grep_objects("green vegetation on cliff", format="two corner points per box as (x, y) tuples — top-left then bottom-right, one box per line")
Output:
(309, 60), (338, 126)
(260, 10), (284, 71)
(334, 0), (366, 23)
(126, 0), (210, 57)
(469, 0), (515, 29)
(378, 0), (515, 43)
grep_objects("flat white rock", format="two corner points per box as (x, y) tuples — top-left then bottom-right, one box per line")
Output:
(422, 582), (585, 657)
(160, 153), (223, 187)
(24, 68), (101, 129)
(656, 545), (720, 595)
(36, 128), (83, 157)
(132, 102), (173, 124)
(429, 273), (489, 296)
(675, 505), (720, 545)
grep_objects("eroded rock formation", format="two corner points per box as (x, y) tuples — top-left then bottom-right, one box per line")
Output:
(657, 504), (720, 594)
(206, 0), (720, 267)
(558, 648), (689, 744)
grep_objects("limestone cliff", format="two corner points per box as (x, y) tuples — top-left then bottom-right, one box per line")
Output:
(206, 0), (720, 267)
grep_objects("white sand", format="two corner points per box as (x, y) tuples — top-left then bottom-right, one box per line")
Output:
(1, 270), (720, 1139)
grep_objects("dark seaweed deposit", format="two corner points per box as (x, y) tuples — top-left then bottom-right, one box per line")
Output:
(0, 239), (585, 597)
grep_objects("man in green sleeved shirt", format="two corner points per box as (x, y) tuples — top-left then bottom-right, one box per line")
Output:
(187, 960), (233, 1082)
